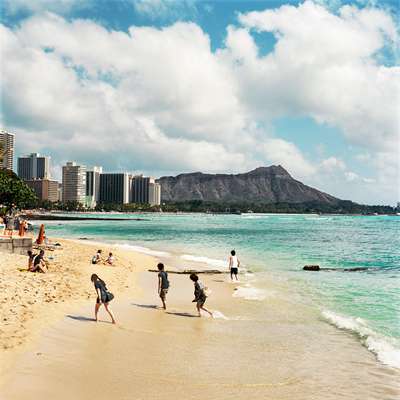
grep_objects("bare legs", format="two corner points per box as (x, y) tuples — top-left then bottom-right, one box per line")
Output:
(160, 295), (166, 310)
(196, 303), (213, 318)
(94, 302), (100, 321)
(94, 302), (116, 324)
(104, 303), (116, 324)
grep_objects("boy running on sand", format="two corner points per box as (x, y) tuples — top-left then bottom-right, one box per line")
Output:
(157, 263), (169, 310)
(190, 273), (212, 317)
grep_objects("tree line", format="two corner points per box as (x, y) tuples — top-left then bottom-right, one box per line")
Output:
(1, 169), (398, 215)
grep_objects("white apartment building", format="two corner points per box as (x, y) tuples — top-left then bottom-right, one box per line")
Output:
(149, 180), (161, 206)
(85, 166), (103, 208)
(62, 161), (87, 203)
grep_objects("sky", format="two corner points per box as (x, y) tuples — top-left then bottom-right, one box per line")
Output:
(0, 0), (399, 205)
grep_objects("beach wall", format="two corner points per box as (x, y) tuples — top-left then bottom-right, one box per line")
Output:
(0, 237), (32, 255)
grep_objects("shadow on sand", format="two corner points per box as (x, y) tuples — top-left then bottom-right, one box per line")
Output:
(131, 303), (159, 310)
(166, 311), (198, 318)
(66, 315), (96, 322)
(66, 315), (114, 324)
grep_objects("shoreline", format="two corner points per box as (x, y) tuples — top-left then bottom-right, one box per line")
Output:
(6, 230), (400, 371)
(1, 236), (399, 399)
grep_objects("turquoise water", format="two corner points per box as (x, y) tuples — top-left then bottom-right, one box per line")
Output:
(42, 213), (400, 366)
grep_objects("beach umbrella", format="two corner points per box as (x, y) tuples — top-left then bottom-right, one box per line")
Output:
(36, 224), (45, 244)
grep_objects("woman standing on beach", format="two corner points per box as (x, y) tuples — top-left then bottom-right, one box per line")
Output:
(91, 274), (116, 324)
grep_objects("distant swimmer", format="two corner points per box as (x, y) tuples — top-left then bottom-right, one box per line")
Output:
(190, 273), (213, 318)
(91, 274), (116, 324)
(228, 249), (240, 281)
(157, 263), (169, 310)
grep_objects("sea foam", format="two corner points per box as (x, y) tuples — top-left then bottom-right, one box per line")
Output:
(180, 254), (226, 269)
(322, 310), (400, 369)
(233, 284), (268, 301)
(116, 244), (171, 258)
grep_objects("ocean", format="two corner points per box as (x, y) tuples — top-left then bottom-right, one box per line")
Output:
(40, 212), (400, 369)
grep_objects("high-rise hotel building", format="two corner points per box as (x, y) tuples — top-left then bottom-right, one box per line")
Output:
(0, 130), (15, 170)
(99, 173), (130, 204)
(86, 166), (103, 207)
(18, 153), (50, 180)
(131, 176), (161, 206)
(62, 162), (87, 203)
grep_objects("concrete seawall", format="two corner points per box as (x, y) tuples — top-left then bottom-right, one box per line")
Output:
(0, 237), (32, 255)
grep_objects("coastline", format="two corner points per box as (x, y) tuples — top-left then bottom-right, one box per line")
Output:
(1, 236), (399, 399)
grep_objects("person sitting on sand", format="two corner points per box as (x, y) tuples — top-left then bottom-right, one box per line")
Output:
(91, 274), (116, 324)
(27, 250), (36, 271)
(0, 216), (5, 235)
(190, 273), (212, 317)
(91, 249), (103, 264)
(228, 249), (240, 281)
(106, 252), (114, 265)
(157, 263), (169, 310)
(31, 250), (47, 273)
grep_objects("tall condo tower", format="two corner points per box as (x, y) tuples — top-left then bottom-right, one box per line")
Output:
(62, 161), (87, 203)
(0, 130), (15, 170)
(86, 166), (103, 207)
(18, 153), (51, 180)
(99, 173), (130, 204)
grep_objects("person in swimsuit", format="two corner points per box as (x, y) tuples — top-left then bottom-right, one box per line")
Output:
(31, 250), (47, 273)
(157, 263), (169, 310)
(27, 250), (36, 271)
(91, 274), (116, 324)
(106, 252), (114, 265)
(91, 250), (103, 264)
(228, 249), (240, 281)
(190, 273), (213, 317)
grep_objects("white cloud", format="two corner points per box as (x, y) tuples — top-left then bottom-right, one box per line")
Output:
(231, 1), (399, 154)
(321, 157), (347, 171)
(1, 1), (399, 204)
(345, 171), (359, 181)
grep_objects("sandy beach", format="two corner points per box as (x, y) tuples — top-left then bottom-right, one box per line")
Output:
(0, 239), (154, 374)
(1, 238), (399, 399)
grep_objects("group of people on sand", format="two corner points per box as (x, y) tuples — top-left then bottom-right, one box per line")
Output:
(27, 249), (47, 273)
(91, 249), (114, 266)
(90, 249), (241, 324)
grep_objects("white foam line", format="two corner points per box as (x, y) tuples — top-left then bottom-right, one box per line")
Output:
(117, 244), (171, 258)
(322, 310), (400, 369)
(181, 254), (226, 269)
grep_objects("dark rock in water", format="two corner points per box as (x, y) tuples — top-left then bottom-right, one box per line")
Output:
(343, 267), (369, 272)
(303, 265), (320, 271)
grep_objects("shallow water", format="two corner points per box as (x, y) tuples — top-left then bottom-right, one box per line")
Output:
(42, 213), (400, 368)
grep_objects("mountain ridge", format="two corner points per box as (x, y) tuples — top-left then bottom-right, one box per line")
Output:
(157, 165), (340, 204)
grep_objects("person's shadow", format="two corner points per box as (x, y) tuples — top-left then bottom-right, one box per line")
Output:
(131, 303), (159, 309)
(166, 311), (198, 318)
(66, 315), (96, 322)
(66, 315), (114, 324)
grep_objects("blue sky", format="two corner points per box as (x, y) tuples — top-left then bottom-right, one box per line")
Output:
(1, 0), (399, 204)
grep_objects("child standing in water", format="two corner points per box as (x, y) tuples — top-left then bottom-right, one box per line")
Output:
(228, 249), (240, 281)
(91, 274), (116, 324)
(157, 263), (169, 310)
(190, 273), (213, 317)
